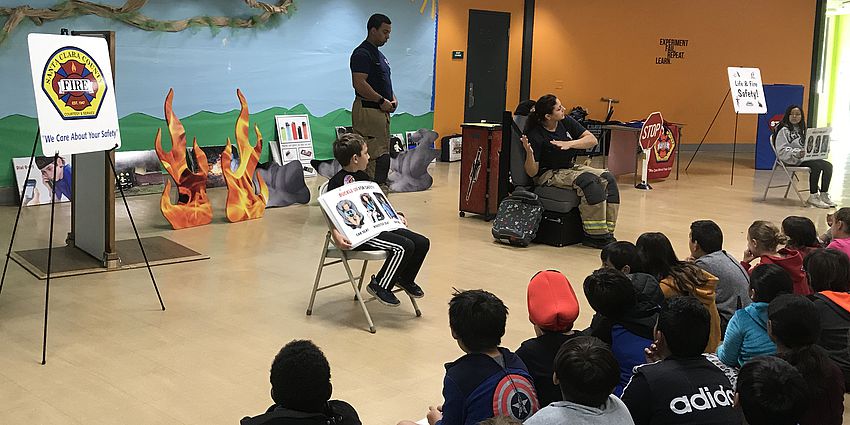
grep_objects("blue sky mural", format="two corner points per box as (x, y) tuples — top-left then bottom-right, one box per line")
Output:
(0, 0), (437, 119)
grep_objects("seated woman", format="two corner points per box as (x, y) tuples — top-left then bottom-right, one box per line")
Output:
(773, 105), (835, 208)
(636, 232), (721, 353)
(520, 94), (619, 248)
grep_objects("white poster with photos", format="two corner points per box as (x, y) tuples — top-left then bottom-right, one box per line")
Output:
(318, 181), (405, 249)
(276, 114), (316, 177)
(13, 156), (72, 206)
(803, 127), (832, 161)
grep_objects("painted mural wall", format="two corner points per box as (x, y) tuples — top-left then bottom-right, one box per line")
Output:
(0, 0), (437, 188)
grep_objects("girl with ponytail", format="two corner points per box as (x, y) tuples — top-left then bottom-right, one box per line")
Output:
(741, 220), (811, 295)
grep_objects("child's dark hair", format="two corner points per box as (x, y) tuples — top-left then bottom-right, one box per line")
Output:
(554, 336), (619, 407)
(270, 340), (332, 412)
(523, 94), (559, 133)
(803, 248), (850, 292)
(514, 100), (536, 117)
(689, 220), (723, 254)
(781, 216), (820, 250)
(737, 356), (808, 425)
(600, 241), (639, 272)
(333, 133), (366, 166)
(583, 268), (636, 318)
(449, 289), (508, 352)
(749, 264), (793, 303)
(769, 294), (835, 402)
(476, 416), (523, 425)
(657, 296), (710, 357)
(636, 232), (711, 294)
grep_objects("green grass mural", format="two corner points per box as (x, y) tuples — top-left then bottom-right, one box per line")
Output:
(0, 108), (434, 188)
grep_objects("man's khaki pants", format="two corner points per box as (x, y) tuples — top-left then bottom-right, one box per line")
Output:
(352, 98), (390, 184)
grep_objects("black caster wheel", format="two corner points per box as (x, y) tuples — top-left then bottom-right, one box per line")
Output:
(459, 211), (466, 217)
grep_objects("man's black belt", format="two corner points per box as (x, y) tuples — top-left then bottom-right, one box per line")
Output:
(360, 99), (382, 109)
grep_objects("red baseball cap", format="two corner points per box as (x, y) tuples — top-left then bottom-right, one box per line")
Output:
(527, 270), (579, 332)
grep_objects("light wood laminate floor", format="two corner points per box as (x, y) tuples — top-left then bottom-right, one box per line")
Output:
(0, 153), (848, 424)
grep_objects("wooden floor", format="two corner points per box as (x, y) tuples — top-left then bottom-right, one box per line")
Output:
(0, 153), (848, 424)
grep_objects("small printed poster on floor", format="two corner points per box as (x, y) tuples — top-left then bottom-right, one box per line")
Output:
(276, 114), (316, 177)
(802, 127), (831, 162)
(13, 156), (73, 206)
(319, 181), (405, 249)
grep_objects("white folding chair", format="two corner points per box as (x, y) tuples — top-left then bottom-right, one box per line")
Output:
(306, 182), (421, 333)
(762, 141), (810, 207)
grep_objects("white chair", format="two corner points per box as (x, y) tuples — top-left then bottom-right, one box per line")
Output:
(762, 141), (810, 207)
(306, 182), (421, 333)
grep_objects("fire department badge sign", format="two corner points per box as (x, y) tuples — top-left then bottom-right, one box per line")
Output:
(28, 34), (121, 155)
(42, 47), (107, 119)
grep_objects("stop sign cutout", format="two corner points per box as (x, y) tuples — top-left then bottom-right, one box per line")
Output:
(639, 112), (665, 150)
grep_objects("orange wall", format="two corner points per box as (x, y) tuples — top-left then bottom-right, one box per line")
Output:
(529, 0), (816, 144)
(433, 0), (524, 139)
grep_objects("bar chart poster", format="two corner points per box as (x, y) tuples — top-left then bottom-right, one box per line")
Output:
(275, 114), (316, 177)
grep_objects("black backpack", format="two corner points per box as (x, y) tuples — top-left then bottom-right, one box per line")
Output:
(491, 190), (544, 247)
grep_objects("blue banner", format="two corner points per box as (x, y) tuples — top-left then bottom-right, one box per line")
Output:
(756, 84), (804, 170)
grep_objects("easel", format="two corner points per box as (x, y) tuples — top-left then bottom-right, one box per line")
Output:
(686, 68), (765, 185)
(684, 88), (741, 184)
(0, 31), (164, 364)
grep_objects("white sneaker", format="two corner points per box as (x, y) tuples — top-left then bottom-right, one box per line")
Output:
(808, 194), (830, 209)
(820, 192), (837, 207)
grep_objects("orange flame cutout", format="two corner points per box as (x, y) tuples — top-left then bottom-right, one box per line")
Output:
(155, 89), (213, 229)
(222, 89), (268, 222)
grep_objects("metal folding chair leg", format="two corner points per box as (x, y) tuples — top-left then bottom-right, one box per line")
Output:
(763, 159), (809, 207)
(339, 254), (376, 333)
(786, 171), (808, 206)
(784, 171), (800, 198)
(354, 260), (369, 300)
(410, 296), (422, 317)
(762, 166), (777, 201)
(306, 234), (331, 316)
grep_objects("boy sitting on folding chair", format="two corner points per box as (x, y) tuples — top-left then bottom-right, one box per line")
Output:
(327, 133), (430, 307)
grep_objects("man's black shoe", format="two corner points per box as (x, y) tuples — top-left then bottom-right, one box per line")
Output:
(582, 236), (610, 249)
(397, 282), (425, 298)
(367, 282), (401, 307)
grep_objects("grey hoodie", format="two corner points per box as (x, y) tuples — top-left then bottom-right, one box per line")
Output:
(694, 250), (751, 334)
(524, 396), (635, 425)
(773, 126), (805, 165)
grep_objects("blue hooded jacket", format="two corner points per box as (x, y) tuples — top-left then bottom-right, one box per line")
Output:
(716, 302), (776, 367)
(436, 347), (539, 425)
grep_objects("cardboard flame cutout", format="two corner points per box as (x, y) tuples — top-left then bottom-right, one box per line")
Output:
(155, 89), (213, 229)
(222, 89), (268, 222)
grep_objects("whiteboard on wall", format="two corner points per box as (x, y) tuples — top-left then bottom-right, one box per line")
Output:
(727, 67), (767, 114)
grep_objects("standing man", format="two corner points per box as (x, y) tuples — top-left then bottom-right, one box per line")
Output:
(350, 13), (396, 186)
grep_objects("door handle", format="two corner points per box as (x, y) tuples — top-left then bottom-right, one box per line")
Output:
(468, 83), (475, 108)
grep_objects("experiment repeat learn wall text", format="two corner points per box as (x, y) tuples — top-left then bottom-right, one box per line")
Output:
(0, 0), (438, 188)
